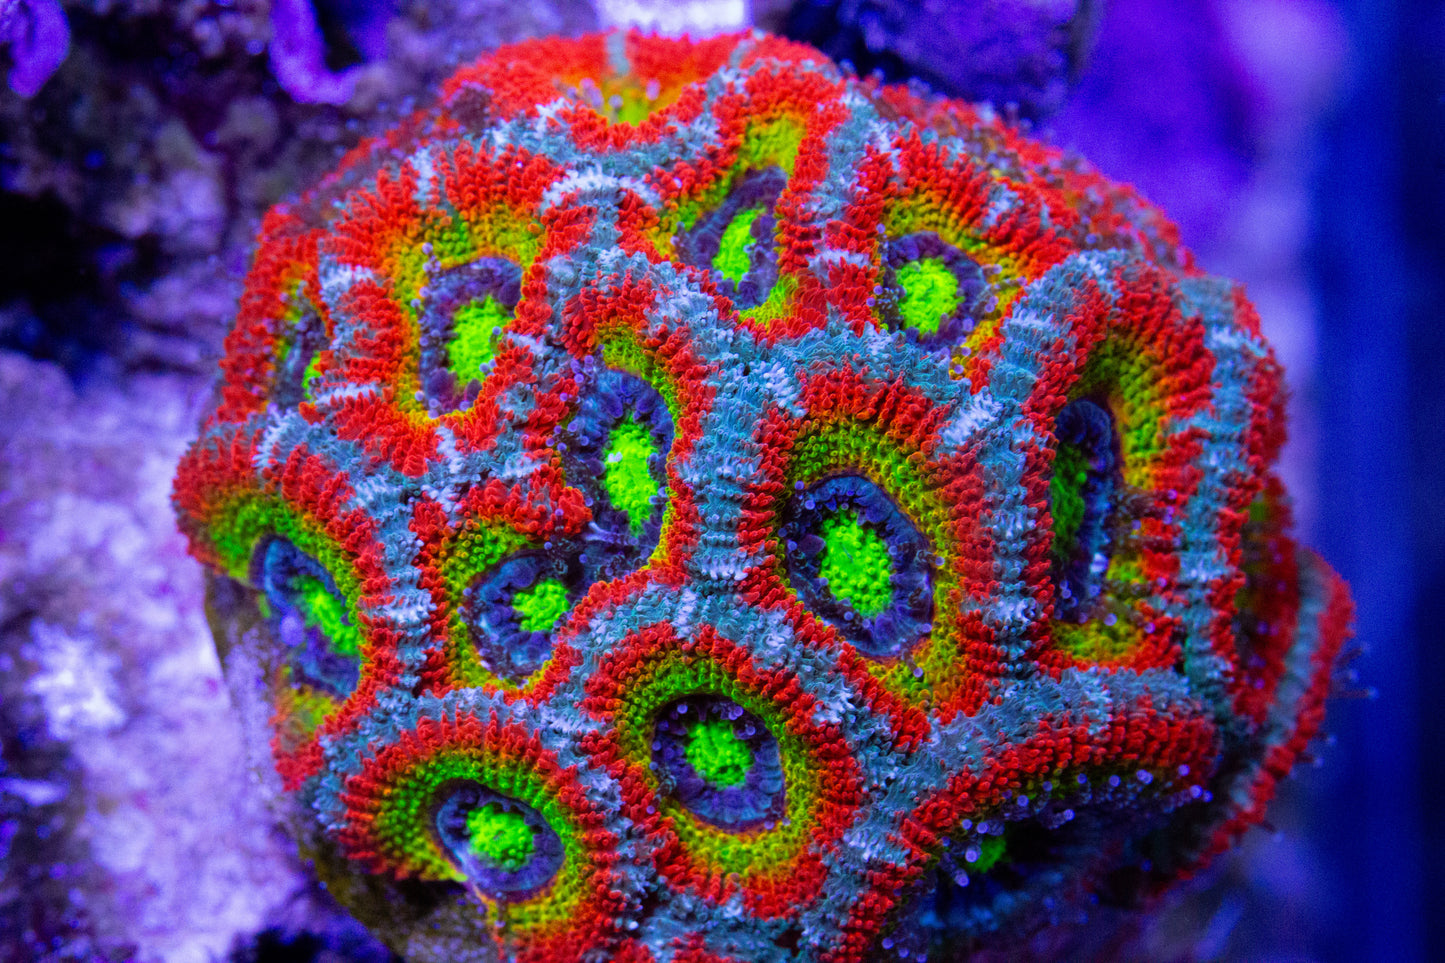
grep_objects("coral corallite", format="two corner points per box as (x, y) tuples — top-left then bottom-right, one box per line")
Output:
(172, 30), (1352, 963)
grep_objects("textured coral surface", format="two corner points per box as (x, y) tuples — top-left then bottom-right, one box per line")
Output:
(0, 354), (304, 963)
(174, 31), (1350, 963)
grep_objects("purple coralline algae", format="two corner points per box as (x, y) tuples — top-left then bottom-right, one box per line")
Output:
(0, 0), (68, 97)
(0, 353), (306, 962)
(174, 30), (1350, 963)
(775, 0), (1099, 119)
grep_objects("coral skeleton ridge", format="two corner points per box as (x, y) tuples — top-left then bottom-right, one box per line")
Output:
(173, 30), (1351, 963)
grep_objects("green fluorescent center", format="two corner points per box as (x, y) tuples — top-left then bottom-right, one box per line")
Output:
(294, 576), (363, 658)
(714, 207), (764, 283)
(1050, 443), (1090, 562)
(465, 802), (536, 871)
(817, 509), (893, 617)
(301, 352), (323, 400)
(449, 295), (512, 382)
(603, 415), (659, 535)
(512, 578), (570, 633)
(684, 718), (753, 788)
(895, 258), (959, 335)
(970, 833), (1008, 874)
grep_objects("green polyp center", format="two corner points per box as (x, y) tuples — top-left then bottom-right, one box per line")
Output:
(714, 207), (765, 283)
(971, 833), (1008, 874)
(817, 509), (893, 617)
(603, 415), (659, 534)
(895, 258), (959, 335)
(512, 578), (569, 633)
(301, 353), (323, 399)
(684, 718), (753, 788)
(465, 802), (536, 871)
(1050, 443), (1089, 561)
(449, 295), (512, 382)
(611, 87), (659, 125)
(294, 576), (362, 659)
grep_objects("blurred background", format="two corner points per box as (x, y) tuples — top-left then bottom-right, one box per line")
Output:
(0, 0), (1437, 960)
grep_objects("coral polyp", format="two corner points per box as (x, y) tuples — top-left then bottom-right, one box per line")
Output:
(173, 30), (1350, 963)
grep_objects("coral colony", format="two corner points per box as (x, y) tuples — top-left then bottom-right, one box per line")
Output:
(173, 31), (1350, 963)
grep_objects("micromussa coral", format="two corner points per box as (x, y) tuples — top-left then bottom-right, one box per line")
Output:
(174, 30), (1350, 963)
